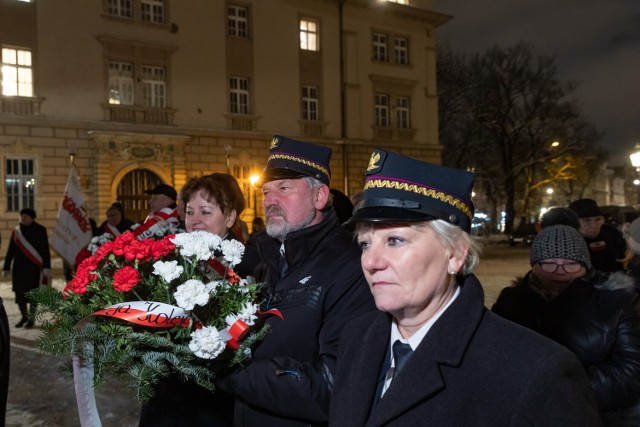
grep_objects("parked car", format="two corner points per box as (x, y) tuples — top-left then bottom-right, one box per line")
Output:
(508, 222), (538, 246)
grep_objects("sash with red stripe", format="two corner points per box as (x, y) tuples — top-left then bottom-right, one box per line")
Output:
(12, 226), (43, 269)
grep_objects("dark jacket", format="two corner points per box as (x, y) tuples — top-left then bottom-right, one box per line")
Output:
(139, 229), (260, 427)
(330, 275), (602, 427)
(3, 221), (50, 300)
(585, 224), (626, 272)
(492, 270), (640, 425)
(0, 298), (9, 426)
(218, 208), (376, 427)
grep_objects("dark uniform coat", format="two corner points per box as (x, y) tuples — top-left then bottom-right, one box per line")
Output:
(3, 222), (50, 302)
(330, 275), (603, 427)
(218, 208), (376, 427)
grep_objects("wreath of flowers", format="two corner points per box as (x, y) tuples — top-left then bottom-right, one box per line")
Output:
(32, 230), (276, 402)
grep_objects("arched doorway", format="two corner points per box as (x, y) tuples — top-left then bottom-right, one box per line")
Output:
(116, 169), (163, 223)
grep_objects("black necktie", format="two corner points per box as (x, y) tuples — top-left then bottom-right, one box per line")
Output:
(392, 341), (413, 374)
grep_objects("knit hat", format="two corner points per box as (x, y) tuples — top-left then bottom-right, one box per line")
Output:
(530, 224), (591, 268)
(627, 218), (640, 254)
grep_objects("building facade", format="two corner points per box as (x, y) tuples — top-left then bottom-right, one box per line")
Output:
(0, 0), (449, 245)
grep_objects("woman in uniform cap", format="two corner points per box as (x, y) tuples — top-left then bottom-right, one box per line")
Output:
(329, 149), (602, 426)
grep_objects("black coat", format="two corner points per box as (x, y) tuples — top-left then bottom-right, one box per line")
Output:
(3, 222), (50, 300)
(493, 270), (640, 425)
(330, 275), (602, 427)
(585, 224), (626, 272)
(218, 209), (376, 427)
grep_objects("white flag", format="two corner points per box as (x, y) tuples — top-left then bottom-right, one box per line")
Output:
(51, 165), (93, 267)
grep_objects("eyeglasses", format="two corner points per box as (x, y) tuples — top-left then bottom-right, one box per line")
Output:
(537, 262), (583, 274)
(578, 217), (604, 226)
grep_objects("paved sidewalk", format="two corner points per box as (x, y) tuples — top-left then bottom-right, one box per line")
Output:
(1, 258), (140, 427)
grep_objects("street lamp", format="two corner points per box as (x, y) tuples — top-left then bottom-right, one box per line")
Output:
(630, 143), (640, 172)
(249, 174), (261, 216)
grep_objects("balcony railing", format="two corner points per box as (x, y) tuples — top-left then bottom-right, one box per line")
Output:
(0, 96), (45, 115)
(102, 104), (176, 125)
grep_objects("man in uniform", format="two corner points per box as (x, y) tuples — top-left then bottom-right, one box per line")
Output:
(218, 135), (375, 426)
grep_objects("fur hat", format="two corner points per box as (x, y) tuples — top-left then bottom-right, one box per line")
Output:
(530, 224), (591, 268)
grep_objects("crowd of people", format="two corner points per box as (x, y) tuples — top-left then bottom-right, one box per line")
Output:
(3, 136), (640, 425)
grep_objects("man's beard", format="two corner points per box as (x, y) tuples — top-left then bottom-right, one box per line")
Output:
(265, 203), (317, 241)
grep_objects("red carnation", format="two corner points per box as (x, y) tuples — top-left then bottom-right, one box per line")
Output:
(113, 266), (140, 292)
(111, 232), (135, 257)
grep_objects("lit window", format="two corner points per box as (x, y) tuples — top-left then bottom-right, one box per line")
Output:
(228, 5), (249, 38)
(5, 158), (35, 212)
(108, 61), (134, 105)
(374, 94), (389, 127)
(141, 0), (164, 23)
(142, 65), (166, 108)
(229, 76), (250, 114)
(394, 37), (409, 65)
(108, 0), (132, 18)
(396, 96), (410, 128)
(372, 33), (388, 62)
(302, 86), (319, 121)
(1, 47), (33, 97)
(387, 0), (409, 4)
(300, 19), (319, 51)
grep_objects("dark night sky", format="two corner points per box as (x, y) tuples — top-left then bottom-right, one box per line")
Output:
(432, 0), (640, 166)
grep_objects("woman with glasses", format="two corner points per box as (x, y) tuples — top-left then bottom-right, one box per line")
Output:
(493, 224), (640, 426)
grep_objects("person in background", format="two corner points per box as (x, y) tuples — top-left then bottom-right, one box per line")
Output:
(133, 183), (181, 239)
(217, 135), (375, 427)
(329, 150), (601, 426)
(569, 198), (626, 272)
(493, 224), (640, 425)
(139, 173), (260, 427)
(622, 217), (640, 292)
(329, 188), (354, 225)
(247, 216), (265, 248)
(96, 202), (136, 237)
(2, 208), (51, 329)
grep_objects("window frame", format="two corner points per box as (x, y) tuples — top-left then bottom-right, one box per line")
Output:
(300, 18), (320, 51)
(142, 65), (166, 108)
(229, 76), (250, 114)
(107, 0), (133, 18)
(108, 61), (134, 105)
(395, 96), (410, 129)
(372, 33), (388, 62)
(5, 157), (36, 212)
(228, 4), (249, 38)
(140, 0), (165, 23)
(1, 46), (34, 97)
(394, 37), (409, 65)
(301, 85), (319, 121)
(374, 93), (390, 127)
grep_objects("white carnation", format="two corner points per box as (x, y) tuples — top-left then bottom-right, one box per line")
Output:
(152, 260), (184, 283)
(219, 239), (245, 267)
(174, 279), (212, 310)
(171, 231), (221, 261)
(225, 302), (259, 327)
(189, 326), (227, 359)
